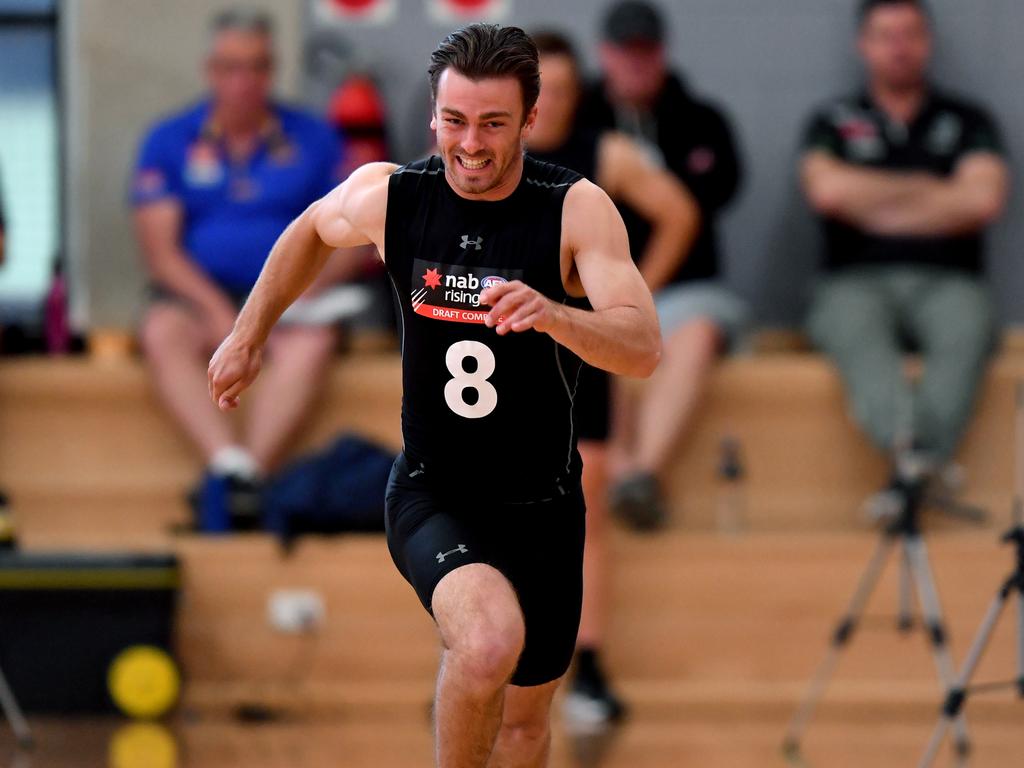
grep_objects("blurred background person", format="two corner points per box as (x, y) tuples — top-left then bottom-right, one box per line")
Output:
(131, 8), (363, 530)
(528, 30), (700, 726)
(577, 1), (748, 529)
(801, 0), (1009, 506)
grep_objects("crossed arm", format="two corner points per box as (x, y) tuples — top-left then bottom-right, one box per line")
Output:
(802, 149), (1009, 237)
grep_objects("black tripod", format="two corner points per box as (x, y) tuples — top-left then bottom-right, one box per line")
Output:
(783, 478), (971, 765)
(919, 383), (1024, 767)
(0, 659), (31, 749)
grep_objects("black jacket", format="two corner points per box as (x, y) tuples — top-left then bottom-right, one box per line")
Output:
(578, 73), (742, 283)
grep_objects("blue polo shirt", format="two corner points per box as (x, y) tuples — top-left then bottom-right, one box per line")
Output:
(131, 100), (343, 293)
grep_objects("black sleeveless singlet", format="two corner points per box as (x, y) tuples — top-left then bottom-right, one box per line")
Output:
(383, 154), (585, 501)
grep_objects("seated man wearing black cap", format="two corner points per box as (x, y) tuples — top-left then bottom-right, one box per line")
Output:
(578, 1), (748, 528)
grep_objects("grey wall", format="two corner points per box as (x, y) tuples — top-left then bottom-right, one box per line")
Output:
(67, 0), (1024, 328)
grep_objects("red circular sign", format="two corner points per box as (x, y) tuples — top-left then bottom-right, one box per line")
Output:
(446, 0), (493, 9)
(331, 0), (378, 12)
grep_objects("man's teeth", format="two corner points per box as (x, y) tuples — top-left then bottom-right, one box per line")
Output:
(460, 157), (489, 169)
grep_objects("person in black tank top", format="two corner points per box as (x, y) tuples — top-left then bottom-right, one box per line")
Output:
(385, 153), (586, 499)
(526, 31), (700, 727)
(208, 25), (660, 767)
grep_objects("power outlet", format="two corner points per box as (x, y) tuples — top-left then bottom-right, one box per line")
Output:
(267, 589), (325, 634)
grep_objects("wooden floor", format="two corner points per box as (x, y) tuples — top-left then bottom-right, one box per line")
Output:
(3, 711), (1023, 767)
(2, 352), (1024, 766)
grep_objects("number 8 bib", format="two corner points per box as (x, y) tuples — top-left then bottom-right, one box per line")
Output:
(444, 340), (498, 419)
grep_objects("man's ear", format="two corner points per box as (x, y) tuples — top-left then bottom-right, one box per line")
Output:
(522, 104), (539, 137)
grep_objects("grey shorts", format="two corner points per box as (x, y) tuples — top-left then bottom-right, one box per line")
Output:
(146, 283), (372, 328)
(654, 280), (750, 350)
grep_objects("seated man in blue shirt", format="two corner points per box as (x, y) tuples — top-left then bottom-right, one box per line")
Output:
(132, 9), (361, 528)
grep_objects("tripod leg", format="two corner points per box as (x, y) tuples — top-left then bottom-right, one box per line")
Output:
(919, 587), (1010, 768)
(904, 536), (970, 759)
(1018, 591), (1024, 696)
(783, 536), (896, 758)
(0, 664), (32, 748)
(899, 546), (915, 631)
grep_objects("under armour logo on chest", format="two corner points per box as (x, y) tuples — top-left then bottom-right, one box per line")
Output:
(436, 544), (469, 563)
(460, 235), (483, 251)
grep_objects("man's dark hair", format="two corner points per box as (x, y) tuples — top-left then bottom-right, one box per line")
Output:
(428, 24), (541, 118)
(531, 30), (580, 68)
(210, 7), (274, 38)
(858, 0), (931, 26)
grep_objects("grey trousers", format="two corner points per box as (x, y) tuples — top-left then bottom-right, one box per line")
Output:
(807, 266), (995, 461)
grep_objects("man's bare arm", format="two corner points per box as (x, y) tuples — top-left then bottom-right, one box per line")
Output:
(230, 162), (394, 348)
(802, 150), (1008, 236)
(599, 132), (701, 293)
(481, 180), (660, 378)
(209, 162), (394, 408)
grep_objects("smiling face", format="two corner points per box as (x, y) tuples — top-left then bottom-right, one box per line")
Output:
(431, 68), (537, 200)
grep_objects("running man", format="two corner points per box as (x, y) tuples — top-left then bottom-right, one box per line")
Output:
(209, 24), (660, 767)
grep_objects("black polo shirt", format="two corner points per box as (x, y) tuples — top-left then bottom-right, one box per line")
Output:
(578, 73), (742, 284)
(803, 89), (1004, 274)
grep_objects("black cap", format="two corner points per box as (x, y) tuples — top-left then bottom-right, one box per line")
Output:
(602, 1), (665, 45)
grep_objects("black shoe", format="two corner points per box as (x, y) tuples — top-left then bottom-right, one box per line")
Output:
(187, 473), (264, 533)
(609, 473), (666, 531)
(562, 652), (627, 731)
(0, 490), (16, 550)
(226, 475), (264, 531)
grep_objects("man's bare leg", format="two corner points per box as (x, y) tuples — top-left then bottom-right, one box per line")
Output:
(631, 317), (721, 473)
(433, 563), (525, 768)
(244, 325), (337, 471)
(488, 679), (561, 768)
(140, 303), (235, 462)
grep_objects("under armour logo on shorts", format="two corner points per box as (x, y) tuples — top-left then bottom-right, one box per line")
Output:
(460, 235), (483, 251)
(436, 544), (469, 563)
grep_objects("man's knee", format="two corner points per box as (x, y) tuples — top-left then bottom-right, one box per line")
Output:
(435, 566), (525, 689)
(666, 316), (722, 361)
(922, 291), (995, 356)
(140, 305), (203, 364)
(807, 279), (889, 352)
(268, 325), (338, 366)
(452, 622), (525, 688)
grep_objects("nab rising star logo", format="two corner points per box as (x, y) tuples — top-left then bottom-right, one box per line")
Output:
(480, 276), (507, 290)
(460, 235), (483, 251)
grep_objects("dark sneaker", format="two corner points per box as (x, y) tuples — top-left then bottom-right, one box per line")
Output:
(609, 473), (666, 531)
(225, 475), (263, 531)
(562, 666), (627, 732)
(0, 490), (16, 550)
(191, 473), (263, 533)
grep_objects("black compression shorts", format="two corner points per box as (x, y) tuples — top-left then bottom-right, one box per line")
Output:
(384, 452), (586, 687)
